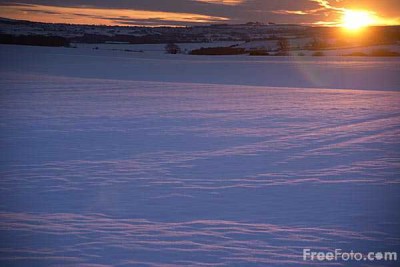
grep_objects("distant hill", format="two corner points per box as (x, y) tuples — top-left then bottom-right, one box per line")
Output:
(0, 17), (399, 47)
(0, 17), (310, 44)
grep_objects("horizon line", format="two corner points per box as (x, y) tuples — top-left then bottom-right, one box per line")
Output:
(1, 16), (399, 29)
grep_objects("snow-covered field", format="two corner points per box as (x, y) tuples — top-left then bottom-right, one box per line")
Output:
(1, 44), (400, 90)
(0, 44), (400, 266)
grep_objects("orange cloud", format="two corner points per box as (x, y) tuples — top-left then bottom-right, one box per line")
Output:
(195, 0), (245, 5)
(0, 4), (229, 26)
(310, 0), (342, 11)
(271, 0), (399, 27)
(272, 10), (312, 15)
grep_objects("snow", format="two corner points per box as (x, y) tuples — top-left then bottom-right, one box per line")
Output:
(0, 44), (400, 266)
(1, 44), (400, 91)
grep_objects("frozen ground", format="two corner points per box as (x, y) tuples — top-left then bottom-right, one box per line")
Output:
(0, 44), (400, 266)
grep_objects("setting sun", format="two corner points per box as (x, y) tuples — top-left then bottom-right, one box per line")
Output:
(342, 10), (376, 31)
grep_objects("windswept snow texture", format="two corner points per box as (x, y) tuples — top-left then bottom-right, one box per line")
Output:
(0, 45), (400, 266)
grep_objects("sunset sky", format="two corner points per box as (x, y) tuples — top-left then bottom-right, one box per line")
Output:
(0, 0), (399, 27)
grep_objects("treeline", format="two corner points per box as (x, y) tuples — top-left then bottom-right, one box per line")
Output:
(308, 26), (400, 47)
(0, 34), (70, 47)
(345, 49), (400, 57)
(190, 47), (246, 55)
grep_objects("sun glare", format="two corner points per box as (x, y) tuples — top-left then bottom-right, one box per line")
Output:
(342, 10), (375, 31)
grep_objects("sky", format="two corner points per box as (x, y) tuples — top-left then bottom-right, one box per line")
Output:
(0, 0), (399, 27)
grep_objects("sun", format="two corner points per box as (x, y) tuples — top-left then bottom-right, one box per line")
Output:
(342, 10), (375, 31)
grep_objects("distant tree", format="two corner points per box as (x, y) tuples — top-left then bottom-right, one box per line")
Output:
(312, 51), (324, 56)
(165, 43), (181, 54)
(249, 50), (270, 56)
(277, 38), (289, 52)
(344, 51), (368, 57)
(190, 47), (246, 55)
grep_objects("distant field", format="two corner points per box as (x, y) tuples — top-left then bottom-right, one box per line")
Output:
(1, 44), (400, 91)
